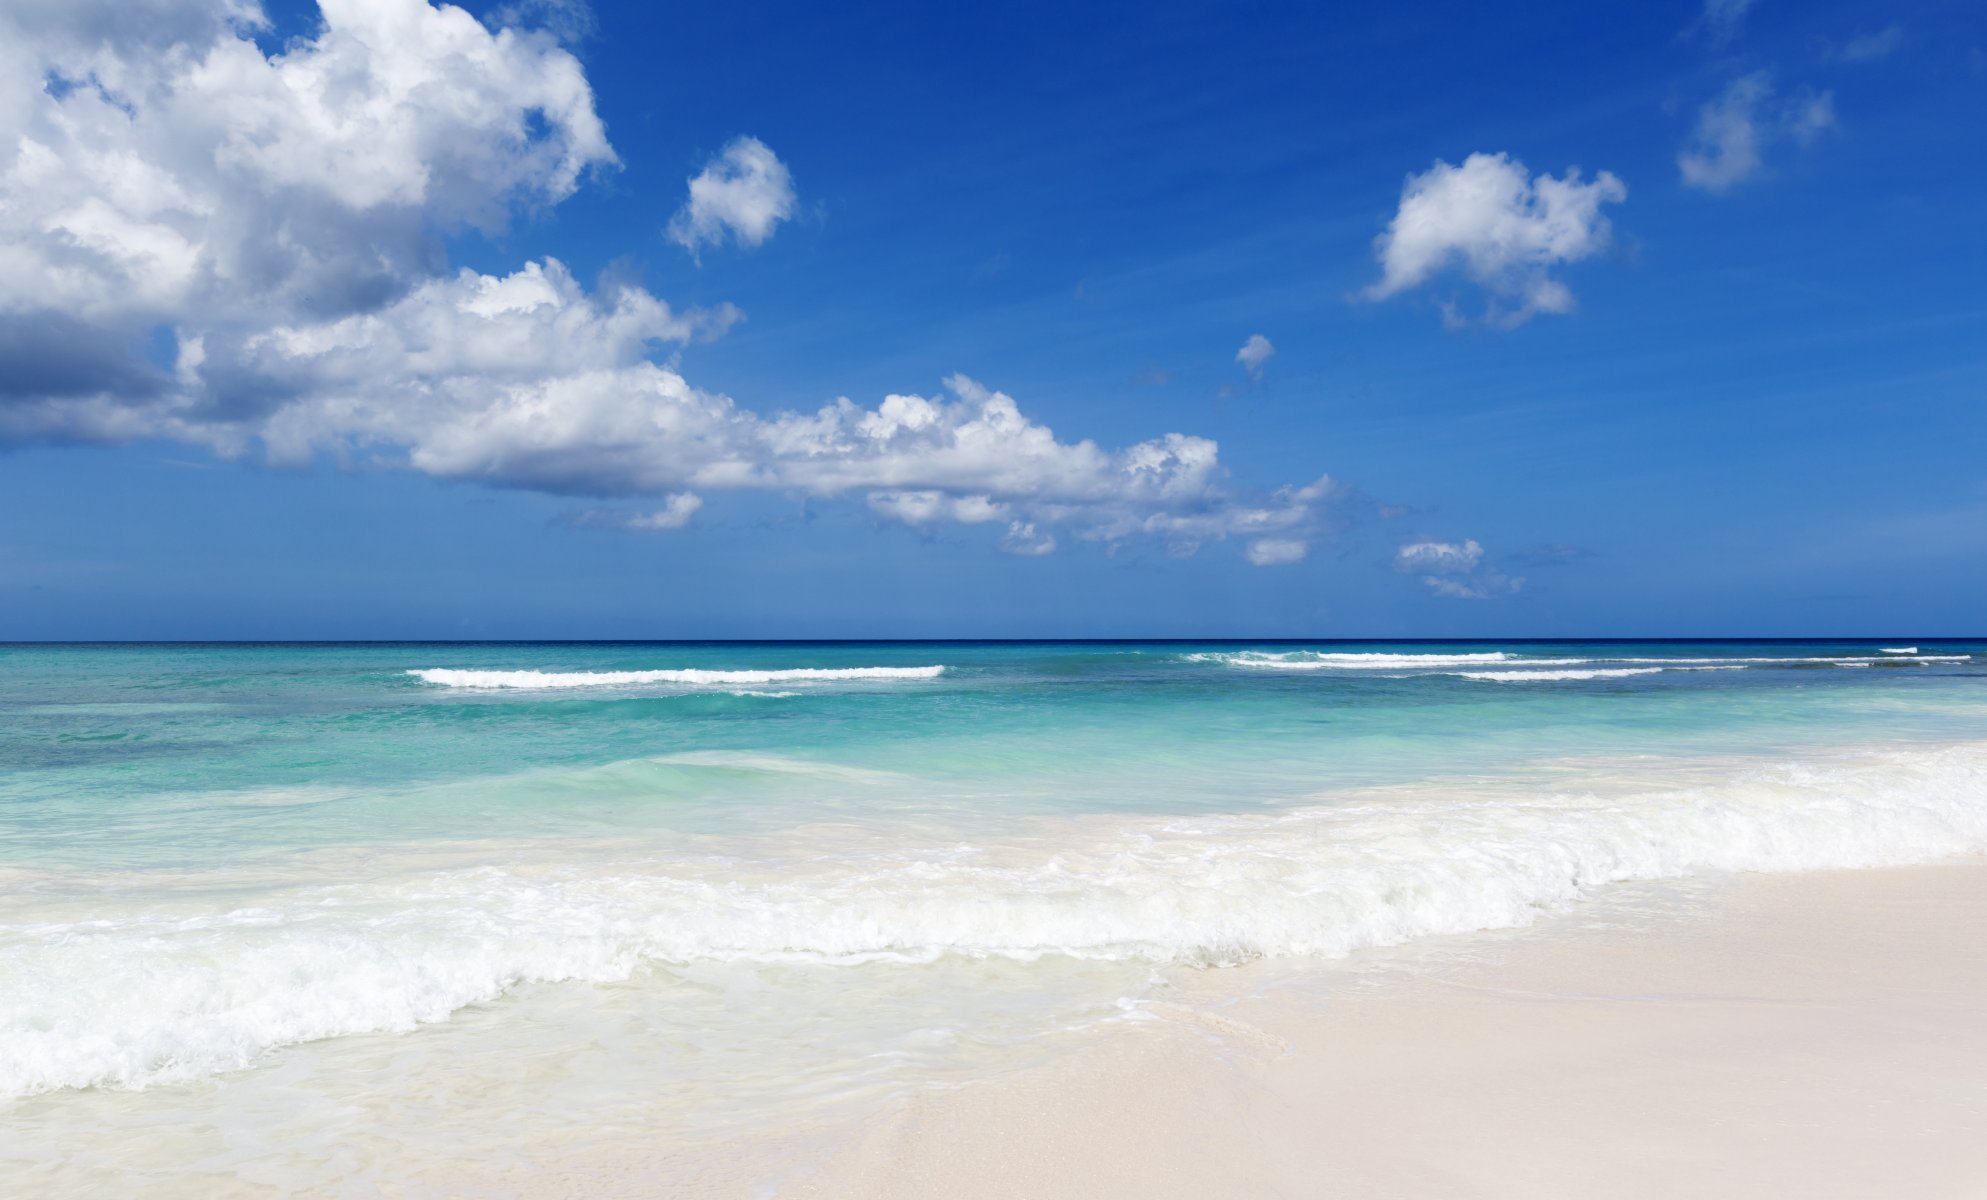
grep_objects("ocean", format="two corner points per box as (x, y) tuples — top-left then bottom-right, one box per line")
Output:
(4, 640), (1985, 1190)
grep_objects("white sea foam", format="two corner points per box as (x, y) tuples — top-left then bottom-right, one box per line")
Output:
(408, 666), (946, 689)
(1191, 651), (1971, 675)
(1881, 647), (1918, 654)
(1456, 668), (1666, 682)
(1189, 651), (1547, 670)
(5, 740), (1987, 1101)
(1616, 655), (1969, 667)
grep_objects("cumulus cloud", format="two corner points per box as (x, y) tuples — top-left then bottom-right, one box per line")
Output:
(1394, 539), (1522, 599)
(0, 0), (610, 329)
(1679, 73), (1836, 193)
(1364, 153), (1626, 327)
(1235, 334), (1275, 381)
(666, 137), (796, 257)
(42, 249), (1341, 559)
(0, 0), (612, 446)
(0, 2), (1346, 567)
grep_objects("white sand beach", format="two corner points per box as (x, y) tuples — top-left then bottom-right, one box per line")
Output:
(788, 861), (1987, 1199)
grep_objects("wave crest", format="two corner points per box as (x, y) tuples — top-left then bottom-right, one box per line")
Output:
(1187, 651), (1530, 670)
(408, 666), (946, 689)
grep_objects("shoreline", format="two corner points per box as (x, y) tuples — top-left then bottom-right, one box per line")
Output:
(789, 860), (1987, 1199)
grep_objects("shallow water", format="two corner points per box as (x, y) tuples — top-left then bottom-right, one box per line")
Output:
(3, 640), (1985, 1190)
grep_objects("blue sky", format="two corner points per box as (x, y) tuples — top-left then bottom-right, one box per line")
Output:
(0, 0), (1982, 638)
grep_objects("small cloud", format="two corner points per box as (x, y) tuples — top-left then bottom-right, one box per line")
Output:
(1235, 334), (1275, 382)
(1394, 538), (1523, 599)
(1245, 537), (1306, 567)
(629, 494), (704, 530)
(1364, 152), (1626, 327)
(969, 251), (1011, 282)
(1396, 539), (1483, 573)
(1788, 92), (1836, 145)
(1130, 367), (1175, 387)
(1679, 73), (1836, 193)
(1832, 25), (1904, 63)
(568, 493), (703, 532)
(868, 490), (1005, 528)
(1000, 520), (1056, 556)
(667, 137), (797, 259)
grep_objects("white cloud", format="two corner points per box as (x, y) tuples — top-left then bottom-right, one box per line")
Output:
(1394, 539), (1522, 599)
(667, 137), (796, 257)
(1245, 538), (1306, 567)
(999, 521), (1057, 557)
(0, 0), (611, 328)
(1365, 153), (1625, 327)
(1396, 539), (1483, 573)
(628, 493), (702, 530)
(0, 3), (1346, 568)
(0, 0), (612, 435)
(867, 490), (1006, 527)
(1679, 73), (1836, 193)
(144, 262), (1336, 559)
(1235, 334), (1275, 381)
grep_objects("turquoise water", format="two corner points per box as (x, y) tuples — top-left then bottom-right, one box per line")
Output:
(8, 640), (1984, 866)
(3, 639), (1987, 1181)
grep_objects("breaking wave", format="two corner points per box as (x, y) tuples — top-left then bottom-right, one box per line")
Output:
(7, 739), (1987, 1101)
(1188, 650), (1972, 675)
(1186, 651), (1546, 670)
(407, 666), (946, 689)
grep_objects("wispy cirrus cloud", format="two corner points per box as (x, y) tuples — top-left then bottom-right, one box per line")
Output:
(1831, 25), (1904, 62)
(1679, 72), (1836, 193)
(1692, 0), (1757, 46)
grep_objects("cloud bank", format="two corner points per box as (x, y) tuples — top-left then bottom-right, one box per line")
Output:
(0, 1), (1345, 565)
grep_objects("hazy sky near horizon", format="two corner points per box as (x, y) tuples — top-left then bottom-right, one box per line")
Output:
(1, 0), (1982, 638)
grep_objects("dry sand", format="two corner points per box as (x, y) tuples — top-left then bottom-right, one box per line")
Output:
(791, 862), (1987, 1199)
